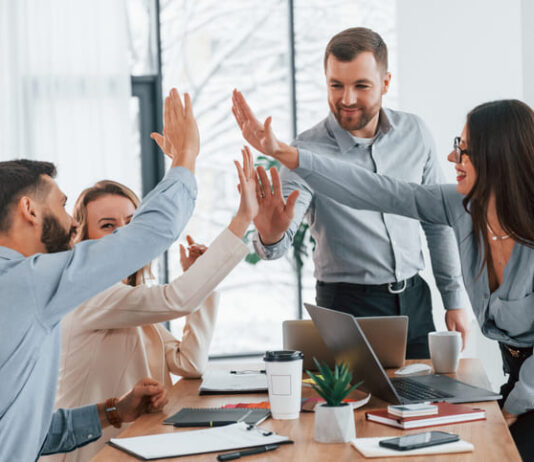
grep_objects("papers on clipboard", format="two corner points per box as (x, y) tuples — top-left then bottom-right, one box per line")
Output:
(109, 422), (292, 460)
(199, 370), (268, 395)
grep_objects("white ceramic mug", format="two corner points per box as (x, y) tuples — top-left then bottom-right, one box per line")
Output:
(428, 331), (462, 373)
(263, 350), (303, 419)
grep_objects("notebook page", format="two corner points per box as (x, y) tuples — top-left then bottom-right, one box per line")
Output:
(110, 422), (289, 459)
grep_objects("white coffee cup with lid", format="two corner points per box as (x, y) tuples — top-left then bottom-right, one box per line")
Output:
(263, 350), (303, 420)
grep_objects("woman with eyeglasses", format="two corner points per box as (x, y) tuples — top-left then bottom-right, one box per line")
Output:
(233, 97), (534, 460)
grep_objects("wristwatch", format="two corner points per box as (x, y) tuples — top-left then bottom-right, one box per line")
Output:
(105, 398), (123, 428)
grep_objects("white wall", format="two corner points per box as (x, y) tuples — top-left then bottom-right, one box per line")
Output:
(396, 0), (529, 389)
(523, 0), (534, 108)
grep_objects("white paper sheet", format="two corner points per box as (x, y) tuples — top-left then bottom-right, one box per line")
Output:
(350, 436), (474, 458)
(200, 370), (268, 394)
(110, 422), (290, 459)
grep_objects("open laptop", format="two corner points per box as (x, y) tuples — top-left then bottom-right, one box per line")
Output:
(304, 303), (501, 404)
(283, 316), (407, 370)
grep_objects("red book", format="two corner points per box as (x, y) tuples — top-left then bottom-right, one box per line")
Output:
(365, 402), (486, 429)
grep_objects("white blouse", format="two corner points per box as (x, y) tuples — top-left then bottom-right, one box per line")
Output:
(41, 228), (248, 462)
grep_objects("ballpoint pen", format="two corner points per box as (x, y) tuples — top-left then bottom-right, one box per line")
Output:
(229, 369), (266, 375)
(216, 444), (280, 461)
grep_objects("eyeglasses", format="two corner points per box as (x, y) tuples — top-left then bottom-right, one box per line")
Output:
(453, 136), (469, 163)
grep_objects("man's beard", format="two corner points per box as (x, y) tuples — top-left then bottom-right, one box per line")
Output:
(333, 103), (380, 133)
(41, 214), (77, 253)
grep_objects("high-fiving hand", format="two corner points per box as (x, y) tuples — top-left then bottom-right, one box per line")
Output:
(232, 90), (281, 157)
(232, 89), (299, 169)
(228, 146), (260, 238)
(253, 166), (299, 245)
(151, 88), (200, 173)
(235, 146), (259, 223)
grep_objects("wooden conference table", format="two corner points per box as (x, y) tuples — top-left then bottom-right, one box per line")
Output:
(92, 359), (521, 461)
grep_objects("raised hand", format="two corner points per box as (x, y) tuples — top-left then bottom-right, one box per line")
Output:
(236, 146), (259, 221)
(228, 146), (260, 238)
(151, 88), (200, 172)
(232, 89), (280, 157)
(254, 166), (299, 245)
(116, 377), (168, 423)
(232, 89), (299, 169)
(179, 235), (207, 271)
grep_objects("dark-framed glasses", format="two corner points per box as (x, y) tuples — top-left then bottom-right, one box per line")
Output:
(453, 136), (469, 163)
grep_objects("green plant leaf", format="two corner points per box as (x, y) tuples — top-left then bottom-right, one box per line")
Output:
(245, 253), (261, 264)
(255, 155), (281, 170)
(307, 358), (363, 406)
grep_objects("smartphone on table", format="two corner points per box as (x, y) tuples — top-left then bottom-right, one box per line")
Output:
(379, 431), (460, 451)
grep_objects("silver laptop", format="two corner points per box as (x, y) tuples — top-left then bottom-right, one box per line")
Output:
(283, 316), (407, 370)
(304, 303), (502, 404)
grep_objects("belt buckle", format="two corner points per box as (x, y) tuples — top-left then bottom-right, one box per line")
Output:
(388, 279), (407, 294)
(507, 346), (522, 359)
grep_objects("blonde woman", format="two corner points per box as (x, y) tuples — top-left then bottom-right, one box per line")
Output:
(44, 149), (258, 462)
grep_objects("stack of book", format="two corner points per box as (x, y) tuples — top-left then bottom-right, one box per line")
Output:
(365, 403), (486, 429)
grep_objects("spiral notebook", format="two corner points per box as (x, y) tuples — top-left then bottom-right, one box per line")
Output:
(163, 407), (271, 427)
(109, 422), (292, 460)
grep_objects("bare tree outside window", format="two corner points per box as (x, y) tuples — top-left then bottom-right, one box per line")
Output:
(157, 0), (397, 355)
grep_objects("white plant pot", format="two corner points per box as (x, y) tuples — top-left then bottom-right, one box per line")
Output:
(314, 403), (356, 443)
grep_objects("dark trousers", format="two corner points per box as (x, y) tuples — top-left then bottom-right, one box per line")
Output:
(315, 275), (435, 359)
(498, 343), (534, 462)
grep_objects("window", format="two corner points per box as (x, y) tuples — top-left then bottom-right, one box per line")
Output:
(126, 0), (397, 356)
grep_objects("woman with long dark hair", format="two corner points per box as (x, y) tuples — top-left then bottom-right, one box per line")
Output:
(233, 95), (534, 460)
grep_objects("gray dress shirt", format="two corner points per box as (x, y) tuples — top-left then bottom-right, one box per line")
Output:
(0, 167), (196, 461)
(295, 150), (534, 415)
(254, 110), (467, 309)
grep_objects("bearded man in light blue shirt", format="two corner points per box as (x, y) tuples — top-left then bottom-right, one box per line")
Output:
(0, 89), (197, 461)
(233, 27), (470, 358)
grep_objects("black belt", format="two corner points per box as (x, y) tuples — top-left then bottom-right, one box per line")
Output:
(504, 344), (533, 360)
(318, 275), (419, 294)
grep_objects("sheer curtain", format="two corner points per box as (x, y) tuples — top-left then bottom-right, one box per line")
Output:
(0, 0), (138, 204)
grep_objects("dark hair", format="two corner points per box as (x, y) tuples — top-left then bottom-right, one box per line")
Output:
(324, 27), (388, 73)
(463, 99), (534, 272)
(0, 159), (57, 233)
(73, 180), (152, 286)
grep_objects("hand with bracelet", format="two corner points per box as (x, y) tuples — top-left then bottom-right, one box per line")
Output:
(97, 377), (168, 429)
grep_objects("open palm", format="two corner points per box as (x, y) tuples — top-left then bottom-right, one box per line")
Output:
(235, 146), (259, 222)
(254, 166), (299, 245)
(232, 89), (281, 157)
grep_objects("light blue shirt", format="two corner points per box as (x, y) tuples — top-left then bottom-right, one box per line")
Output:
(39, 406), (101, 455)
(295, 150), (534, 414)
(254, 110), (468, 309)
(0, 167), (196, 461)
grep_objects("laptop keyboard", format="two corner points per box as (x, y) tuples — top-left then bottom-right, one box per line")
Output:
(391, 377), (453, 401)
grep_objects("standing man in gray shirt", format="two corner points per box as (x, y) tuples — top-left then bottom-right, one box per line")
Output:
(232, 27), (470, 358)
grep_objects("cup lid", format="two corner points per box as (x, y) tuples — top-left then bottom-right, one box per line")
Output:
(263, 350), (304, 362)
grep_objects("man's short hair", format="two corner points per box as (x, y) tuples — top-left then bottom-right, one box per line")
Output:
(324, 27), (388, 73)
(0, 159), (57, 232)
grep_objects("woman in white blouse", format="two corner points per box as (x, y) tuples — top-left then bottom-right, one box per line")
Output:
(44, 149), (258, 462)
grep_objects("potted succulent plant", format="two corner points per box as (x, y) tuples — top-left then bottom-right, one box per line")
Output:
(306, 358), (363, 443)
